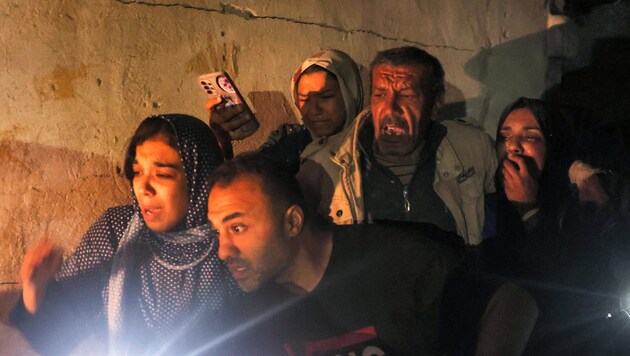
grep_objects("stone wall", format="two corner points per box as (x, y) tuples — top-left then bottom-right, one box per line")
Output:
(0, 0), (548, 352)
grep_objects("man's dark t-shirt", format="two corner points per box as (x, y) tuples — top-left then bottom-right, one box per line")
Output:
(217, 223), (462, 355)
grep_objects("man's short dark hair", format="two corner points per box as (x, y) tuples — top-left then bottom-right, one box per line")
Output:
(207, 153), (310, 220)
(369, 46), (446, 107)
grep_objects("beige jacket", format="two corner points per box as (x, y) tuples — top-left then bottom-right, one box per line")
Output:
(298, 110), (497, 245)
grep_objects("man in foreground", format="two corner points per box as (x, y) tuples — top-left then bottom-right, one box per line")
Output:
(207, 153), (462, 355)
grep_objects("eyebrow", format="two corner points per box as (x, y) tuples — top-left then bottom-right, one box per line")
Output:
(154, 161), (181, 169)
(222, 212), (243, 223)
(298, 88), (334, 96)
(132, 160), (182, 169)
(500, 126), (542, 131)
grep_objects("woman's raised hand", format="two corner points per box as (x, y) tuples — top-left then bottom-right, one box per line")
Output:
(205, 97), (257, 141)
(20, 238), (63, 314)
(501, 153), (540, 204)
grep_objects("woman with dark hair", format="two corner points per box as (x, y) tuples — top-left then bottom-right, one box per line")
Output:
(486, 98), (630, 354)
(495, 97), (575, 242)
(11, 114), (240, 354)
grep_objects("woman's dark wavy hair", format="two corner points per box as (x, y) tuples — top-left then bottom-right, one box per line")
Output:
(496, 97), (576, 235)
(123, 116), (179, 181)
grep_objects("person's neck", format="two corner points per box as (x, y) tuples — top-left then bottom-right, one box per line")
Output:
(277, 226), (333, 295)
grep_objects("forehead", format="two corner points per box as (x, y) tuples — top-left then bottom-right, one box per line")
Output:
(135, 135), (181, 162)
(297, 70), (337, 92)
(208, 175), (269, 217)
(372, 63), (426, 85)
(501, 108), (541, 129)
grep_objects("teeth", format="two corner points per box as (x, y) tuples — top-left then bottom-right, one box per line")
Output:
(384, 124), (405, 136)
(235, 266), (247, 272)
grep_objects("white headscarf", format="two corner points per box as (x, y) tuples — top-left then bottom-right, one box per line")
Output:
(291, 49), (364, 136)
(290, 49), (363, 159)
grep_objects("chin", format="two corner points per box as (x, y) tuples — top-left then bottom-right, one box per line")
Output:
(238, 281), (260, 293)
(376, 139), (414, 157)
(146, 223), (168, 233)
(146, 220), (182, 233)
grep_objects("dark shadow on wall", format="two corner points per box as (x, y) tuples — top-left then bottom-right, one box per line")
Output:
(464, 0), (630, 151)
(464, 30), (548, 137)
(543, 37), (630, 172)
(233, 91), (299, 154)
(437, 81), (467, 123)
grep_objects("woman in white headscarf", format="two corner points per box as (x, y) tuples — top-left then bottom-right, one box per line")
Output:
(207, 49), (364, 174)
(11, 114), (240, 354)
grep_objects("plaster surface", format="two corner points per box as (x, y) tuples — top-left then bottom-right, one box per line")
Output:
(0, 0), (549, 352)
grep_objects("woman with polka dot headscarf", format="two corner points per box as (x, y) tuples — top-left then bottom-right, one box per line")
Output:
(11, 114), (241, 354)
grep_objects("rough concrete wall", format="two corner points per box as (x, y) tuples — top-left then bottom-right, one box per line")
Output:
(0, 0), (547, 352)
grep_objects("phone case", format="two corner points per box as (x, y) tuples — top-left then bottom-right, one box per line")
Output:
(198, 72), (259, 134)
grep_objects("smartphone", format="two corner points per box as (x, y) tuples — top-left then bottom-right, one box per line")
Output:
(198, 71), (259, 135)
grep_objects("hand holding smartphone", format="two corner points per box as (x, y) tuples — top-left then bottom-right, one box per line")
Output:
(198, 72), (259, 139)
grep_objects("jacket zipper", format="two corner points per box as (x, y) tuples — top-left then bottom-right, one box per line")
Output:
(403, 186), (411, 213)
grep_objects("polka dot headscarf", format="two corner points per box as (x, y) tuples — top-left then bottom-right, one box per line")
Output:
(52, 114), (239, 353)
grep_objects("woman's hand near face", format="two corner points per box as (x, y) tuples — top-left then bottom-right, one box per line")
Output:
(20, 238), (63, 314)
(205, 98), (256, 141)
(502, 153), (540, 204)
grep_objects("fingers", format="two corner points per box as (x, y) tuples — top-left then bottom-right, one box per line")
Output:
(501, 159), (519, 183)
(221, 110), (252, 132)
(20, 238), (63, 315)
(48, 246), (64, 275)
(205, 97), (223, 113)
(501, 156), (539, 204)
(20, 239), (63, 286)
(206, 98), (258, 141)
(210, 103), (246, 126)
(229, 129), (256, 141)
(506, 154), (528, 173)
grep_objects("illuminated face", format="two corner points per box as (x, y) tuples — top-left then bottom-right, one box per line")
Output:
(497, 108), (547, 174)
(297, 70), (347, 137)
(208, 175), (292, 292)
(371, 63), (433, 160)
(132, 135), (189, 232)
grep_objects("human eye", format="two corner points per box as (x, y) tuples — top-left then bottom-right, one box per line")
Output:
(156, 171), (175, 179)
(497, 133), (510, 142)
(525, 135), (543, 143)
(230, 223), (247, 234)
(372, 90), (385, 98)
(131, 166), (142, 177)
(320, 90), (336, 99)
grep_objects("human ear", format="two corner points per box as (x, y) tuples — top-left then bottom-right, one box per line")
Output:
(432, 95), (445, 119)
(284, 204), (305, 237)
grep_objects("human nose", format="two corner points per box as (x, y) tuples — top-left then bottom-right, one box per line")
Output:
(505, 136), (523, 154)
(302, 97), (322, 116)
(135, 174), (156, 196)
(217, 232), (237, 261)
(383, 93), (403, 116)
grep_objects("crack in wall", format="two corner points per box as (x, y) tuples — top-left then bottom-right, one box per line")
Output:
(114, 0), (476, 52)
